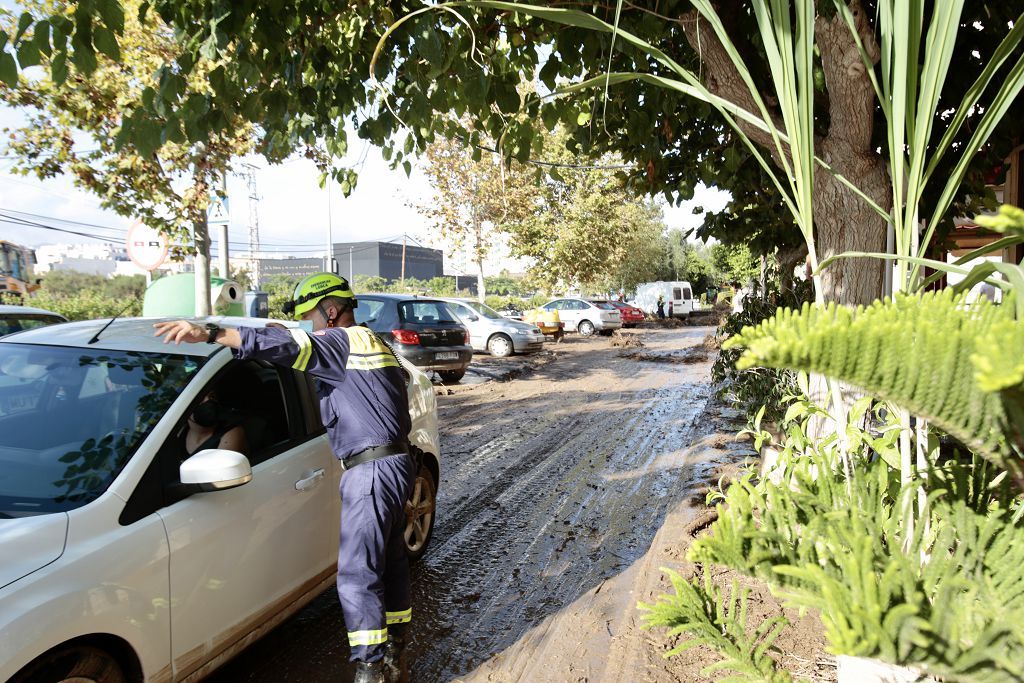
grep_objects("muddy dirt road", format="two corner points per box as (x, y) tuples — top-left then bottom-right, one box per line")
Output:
(210, 326), (751, 682)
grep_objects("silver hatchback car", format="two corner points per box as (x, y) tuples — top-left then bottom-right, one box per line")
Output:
(438, 298), (545, 357)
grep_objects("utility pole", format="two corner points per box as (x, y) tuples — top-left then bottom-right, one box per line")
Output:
(349, 246), (354, 282)
(216, 173), (229, 280)
(242, 163), (261, 289)
(326, 181), (334, 273)
(400, 234), (407, 288)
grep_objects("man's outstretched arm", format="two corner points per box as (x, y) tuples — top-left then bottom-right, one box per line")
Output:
(153, 320), (242, 349)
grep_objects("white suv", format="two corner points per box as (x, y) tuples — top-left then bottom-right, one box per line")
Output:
(0, 317), (440, 682)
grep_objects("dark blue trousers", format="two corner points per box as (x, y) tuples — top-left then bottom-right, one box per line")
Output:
(337, 452), (416, 662)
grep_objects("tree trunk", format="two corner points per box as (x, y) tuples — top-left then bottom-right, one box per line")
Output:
(812, 159), (889, 305)
(194, 214), (212, 317)
(474, 220), (486, 303)
(776, 243), (808, 297)
(681, 0), (891, 306)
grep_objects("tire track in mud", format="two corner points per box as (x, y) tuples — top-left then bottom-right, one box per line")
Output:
(407, 332), (716, 681)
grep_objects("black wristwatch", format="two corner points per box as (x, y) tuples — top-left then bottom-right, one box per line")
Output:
(204, 323), (221, 344)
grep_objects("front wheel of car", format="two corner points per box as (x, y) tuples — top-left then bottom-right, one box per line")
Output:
(438, 369), (465, 383)
(405, 465), (437, 562)
(578, 320), (596, 337)
(12, 645), (126, 683)
(487, 333), (514, 357)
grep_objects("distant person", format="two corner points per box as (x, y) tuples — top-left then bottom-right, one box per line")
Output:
(656, 294), (665, 320)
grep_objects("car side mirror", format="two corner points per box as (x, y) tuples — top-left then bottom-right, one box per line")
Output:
(179, 449), (252, 492)
(468, 314), (479, 321)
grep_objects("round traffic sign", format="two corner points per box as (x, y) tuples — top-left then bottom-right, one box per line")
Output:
(126, 221), (169, 271)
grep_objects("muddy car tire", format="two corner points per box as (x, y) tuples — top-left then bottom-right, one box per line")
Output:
(12, 645), (126, 683)
(577, 320), (596, 337)
(404, 465), (437, 562)
(438, 369), (465, 383)
(487, 334), (514, 358)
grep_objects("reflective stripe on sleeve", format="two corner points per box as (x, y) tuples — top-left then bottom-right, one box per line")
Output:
(346, 353), (401, 371)
(386, 608), (412, 625)
(347, 628), (389, 647)
(289, 329), (313, 371)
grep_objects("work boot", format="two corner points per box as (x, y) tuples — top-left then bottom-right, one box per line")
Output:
(381, 636), (408, 683)
(353, 660), (385, 683)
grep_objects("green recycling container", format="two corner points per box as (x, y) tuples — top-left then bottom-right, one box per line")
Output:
(142, 273), (245, 317)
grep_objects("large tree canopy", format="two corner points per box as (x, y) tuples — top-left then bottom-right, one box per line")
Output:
(2, 1), (1021, 303)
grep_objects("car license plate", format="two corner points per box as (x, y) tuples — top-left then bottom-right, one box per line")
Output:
(435, 351), (459, 360)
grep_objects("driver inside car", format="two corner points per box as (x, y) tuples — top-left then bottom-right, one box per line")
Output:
(183, 388), (248, 459)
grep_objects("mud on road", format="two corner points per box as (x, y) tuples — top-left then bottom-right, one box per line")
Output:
(209, 326), (770, 682)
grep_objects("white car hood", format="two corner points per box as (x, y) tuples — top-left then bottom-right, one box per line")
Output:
(0, 513), (68, 590)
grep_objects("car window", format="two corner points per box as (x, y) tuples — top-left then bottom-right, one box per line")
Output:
(0, 314), (65, 337)
(672, 287), (682, 299)
(570, 300), (588, 310)
(682, 288), (692, 299)
(595, 302), (616, 310)
(399, 301), (457, 324)
(449, 303), (474, 319)
(176, 360), (296, 469)
(542, 301), (559, 311)
(354, 298), (386, 325)
(464, 301), (503, 319)
(0, 344), (203, 517)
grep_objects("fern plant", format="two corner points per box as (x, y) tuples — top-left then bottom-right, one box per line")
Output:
(689, 450), (1024, 681)
(722, 288), (1023, 479)
(639, 567), (792, 682)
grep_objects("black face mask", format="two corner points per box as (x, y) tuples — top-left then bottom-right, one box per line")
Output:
(191, 400), (220, 428)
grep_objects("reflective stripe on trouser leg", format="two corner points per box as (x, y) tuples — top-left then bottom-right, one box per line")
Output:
(386, 608), (412, 625)
(337, 452), (416, 662)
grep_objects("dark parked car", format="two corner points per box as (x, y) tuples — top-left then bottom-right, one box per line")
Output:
(0, 304), (67, 337)
(355, 294), (473, 383)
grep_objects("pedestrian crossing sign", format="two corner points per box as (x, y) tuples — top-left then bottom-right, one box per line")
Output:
(208, 193), (230, 226)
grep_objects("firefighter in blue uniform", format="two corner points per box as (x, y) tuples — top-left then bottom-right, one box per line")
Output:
(154, 273), (415, 683)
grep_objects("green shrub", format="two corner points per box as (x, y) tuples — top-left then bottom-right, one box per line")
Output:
(712, 277), (812, 424)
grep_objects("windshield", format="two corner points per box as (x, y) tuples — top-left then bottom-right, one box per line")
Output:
(0, 344), (203, 517)
(464, 301), (503, 319)
(595, 303), (616, 310)
(399, 301), (457, 324)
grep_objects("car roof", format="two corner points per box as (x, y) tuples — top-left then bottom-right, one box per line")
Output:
(0, 304), (67, 318)
(0, 316), (293, 357)
(358, 293), (447, 303)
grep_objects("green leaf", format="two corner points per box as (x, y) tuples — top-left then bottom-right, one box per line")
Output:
(93, 25), (119, 60)
(138, 2), (150, 25)
(14, 12), (33, 44)
(576, 111), (591, 126)
(402, 160), (412, 177)
(134, 118), (162, 157)
(96, 0), (125, 33)
(0, 52), (18, 86)
(16, 40), (40, 68)
(50, 50), (68, 84)
(33, 20), (51, 57)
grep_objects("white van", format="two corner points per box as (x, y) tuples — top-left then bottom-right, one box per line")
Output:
(630, 281), (696, 319)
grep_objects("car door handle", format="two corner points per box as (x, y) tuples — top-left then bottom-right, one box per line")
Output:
(295, 468), (325, 492)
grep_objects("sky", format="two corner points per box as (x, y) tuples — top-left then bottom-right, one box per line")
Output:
(0, 105), (732, 276)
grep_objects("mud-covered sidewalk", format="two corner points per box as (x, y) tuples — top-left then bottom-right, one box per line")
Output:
(209, 326), (830, 682)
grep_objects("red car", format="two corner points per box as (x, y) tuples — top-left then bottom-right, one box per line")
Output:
(605, 300), (646, 327)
